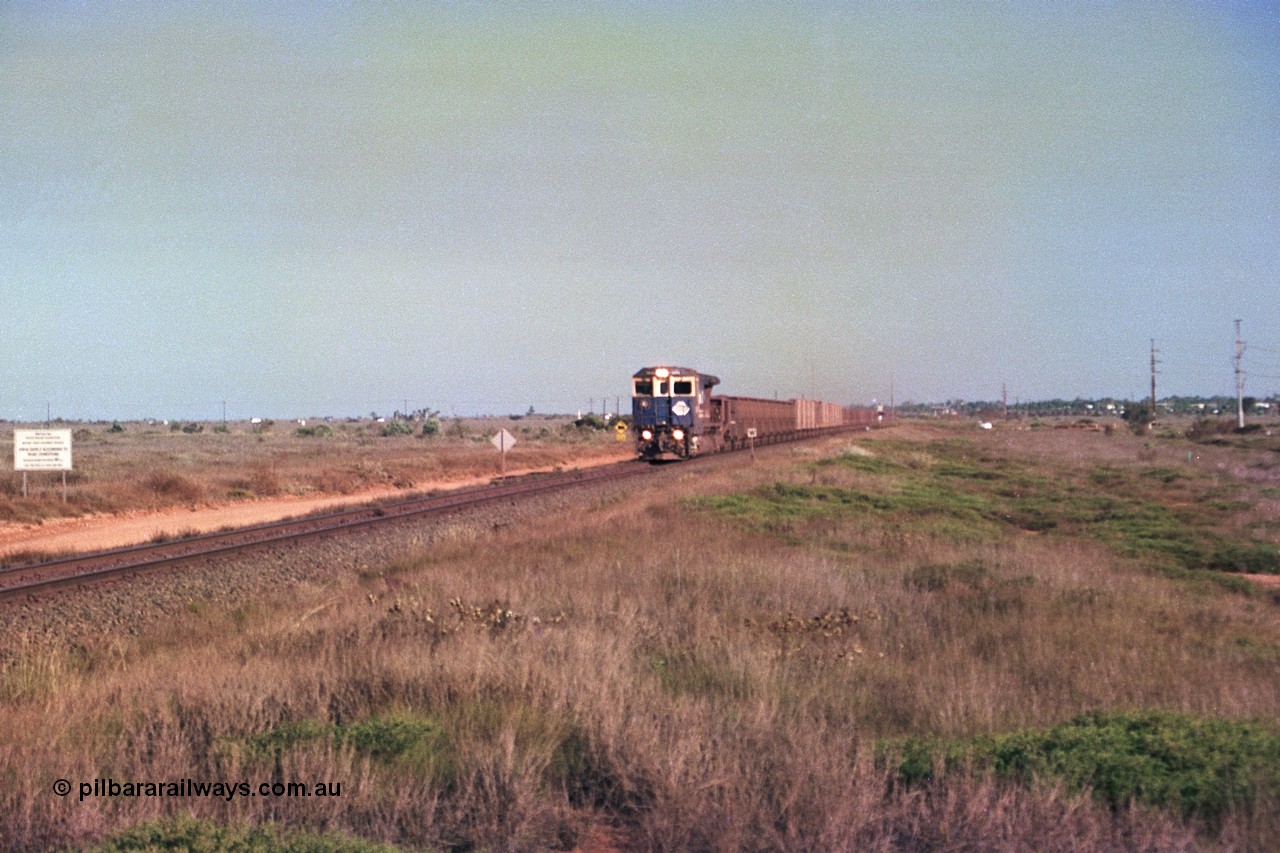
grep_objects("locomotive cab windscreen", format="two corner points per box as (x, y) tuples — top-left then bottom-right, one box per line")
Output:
(632, 367), (718, 397)
(632, 374), (697, 397)
(634, 367), (717, 440)
(633, 369), (711, 415)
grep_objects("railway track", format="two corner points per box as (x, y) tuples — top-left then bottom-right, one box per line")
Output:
(0, 425), (881, 607)
(0, 462), (651, 605)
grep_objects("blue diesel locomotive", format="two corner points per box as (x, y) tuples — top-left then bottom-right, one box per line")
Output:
(631, 365), (886, 461)
(630, 366), (719, 460)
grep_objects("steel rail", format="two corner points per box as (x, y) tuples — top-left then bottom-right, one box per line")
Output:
(0, 462), (649, 604)
(0, 423), (886, 606)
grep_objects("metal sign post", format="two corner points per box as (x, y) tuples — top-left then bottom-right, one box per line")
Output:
(747, 427), (758, 461)
(491, 429), (517, 477)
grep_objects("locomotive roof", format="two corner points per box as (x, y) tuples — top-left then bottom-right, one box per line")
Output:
(632, 366), (720, 388)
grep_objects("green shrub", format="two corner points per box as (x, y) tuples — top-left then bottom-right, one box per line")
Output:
(339, 713), (444, 760)
(244, 718), (332, 756)
(380, 420), (414, 437)
(242, 712), (454, 784)
(1207, 541), (1280, 574)
(1124, 401), (1155, 434)
(880, 710), (1280, 824)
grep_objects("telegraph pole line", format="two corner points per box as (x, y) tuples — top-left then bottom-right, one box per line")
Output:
(1235, 320), (1246, 429)
(1149, 339), (1160, 423)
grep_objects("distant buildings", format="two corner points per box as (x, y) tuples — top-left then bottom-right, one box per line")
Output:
(897, 395), (1277, 420)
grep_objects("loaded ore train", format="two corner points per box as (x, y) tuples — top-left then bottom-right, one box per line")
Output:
(631, 365), (887, 461)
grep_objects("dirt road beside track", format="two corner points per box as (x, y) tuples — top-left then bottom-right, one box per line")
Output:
(0, 458), (623, 560)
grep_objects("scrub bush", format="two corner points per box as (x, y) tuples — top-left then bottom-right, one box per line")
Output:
(882, 710), (1280, 824)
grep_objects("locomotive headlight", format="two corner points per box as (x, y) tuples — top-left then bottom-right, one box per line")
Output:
(641, 429), (653, 440)
(672, 429), (685, 441)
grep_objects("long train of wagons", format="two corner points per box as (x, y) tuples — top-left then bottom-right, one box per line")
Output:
(630, 365), (888, 461)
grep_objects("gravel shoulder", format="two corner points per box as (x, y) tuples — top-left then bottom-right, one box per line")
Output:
(0, 452), (649, 656)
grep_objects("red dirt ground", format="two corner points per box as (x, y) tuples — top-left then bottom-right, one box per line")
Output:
(0, 459), (619, 560)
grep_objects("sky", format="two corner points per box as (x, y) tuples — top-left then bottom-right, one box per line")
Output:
(3, 1), (1279, 420)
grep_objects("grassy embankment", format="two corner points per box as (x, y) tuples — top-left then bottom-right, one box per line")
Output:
(2, 420), (1279, 851)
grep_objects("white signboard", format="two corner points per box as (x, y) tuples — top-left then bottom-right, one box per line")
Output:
(490, 429), (517, 451)
(14, 429), (73, 471)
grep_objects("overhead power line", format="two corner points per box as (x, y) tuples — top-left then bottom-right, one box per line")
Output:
(1234, 320), (1247, 429)
(1149, 338), (1160, 418)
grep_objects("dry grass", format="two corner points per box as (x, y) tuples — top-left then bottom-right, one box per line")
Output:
(0, 417), (627, 525)
(2, 420), (1279, 851)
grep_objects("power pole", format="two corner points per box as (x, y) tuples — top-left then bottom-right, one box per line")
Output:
(1149, 339), (1160, 422)
(1002, 383), (1008, 420)
(1235, 320), (1246, 429)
